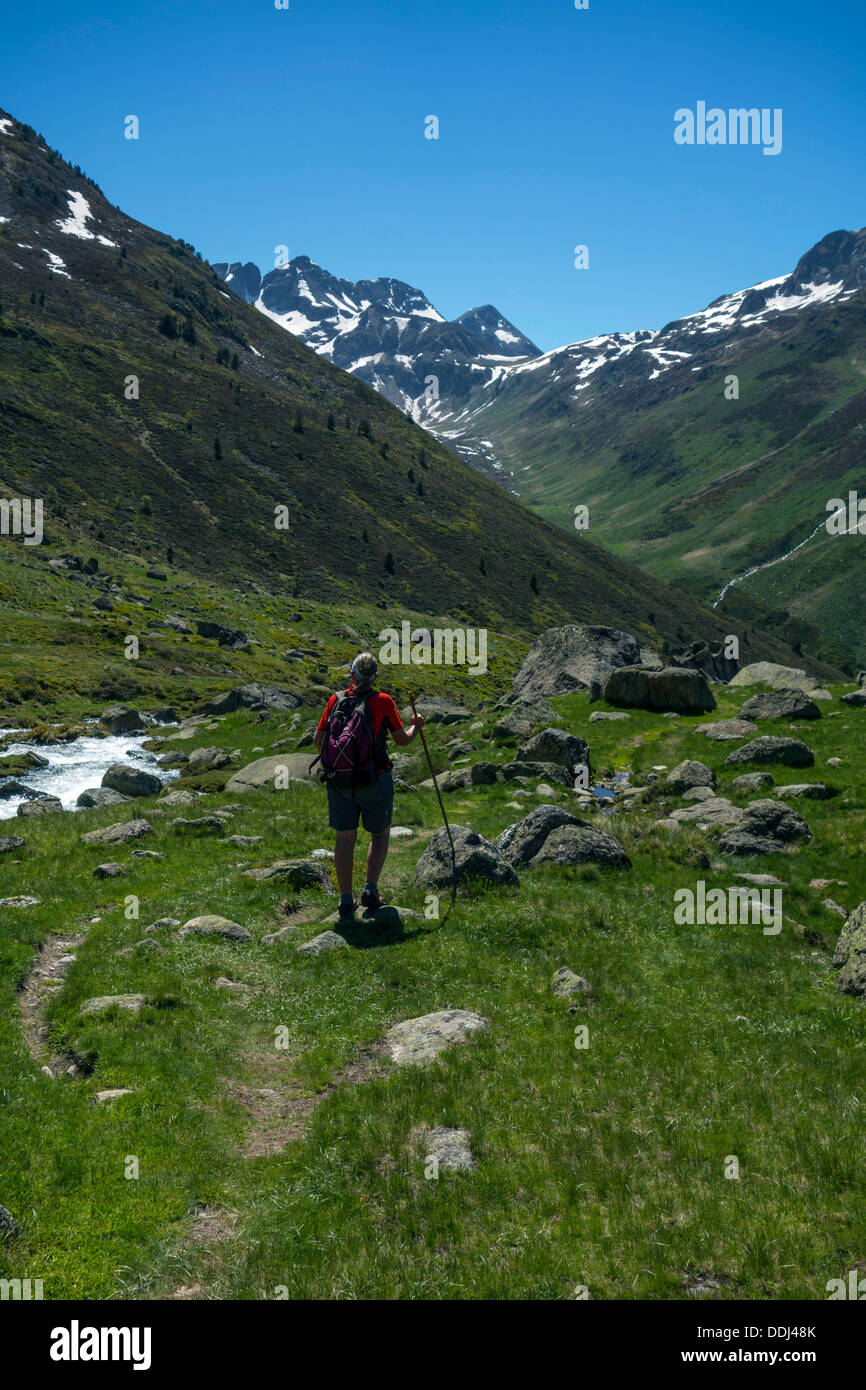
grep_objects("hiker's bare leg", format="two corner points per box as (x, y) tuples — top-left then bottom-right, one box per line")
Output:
(334, 829), (357, 895)
(366, 829), (390, 884)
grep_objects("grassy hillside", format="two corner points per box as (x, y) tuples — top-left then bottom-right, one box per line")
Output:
(1, 682), (864, 1299)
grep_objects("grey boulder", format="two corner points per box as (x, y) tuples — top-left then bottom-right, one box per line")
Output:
(833, 902), (866, 996)
(603, 666), (716, 715)
(101, 763), (161, 797)
(723, 737), (814, 769)
(414, 825), (518, 889)
(739, 689), (821, 721)
(718, 799), (811, 856)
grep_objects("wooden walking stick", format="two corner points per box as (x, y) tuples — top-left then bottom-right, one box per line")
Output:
(409, 693), (457, 907)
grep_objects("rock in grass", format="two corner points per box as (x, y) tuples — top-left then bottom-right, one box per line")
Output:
(412, 1127), (476, 1172)
(143, 918), (181, 935)
(739, 688), (821, 721)
(80, 993), (148, 1016)
(833, 902), (866, 996)
(384, 1010), (488, 1067)
(731, 772), (775, 792)
(0, 836), (26, 854)
(670, 797), (744, 827)
(76, 787), (130, 809)
(413, 826), (518, 889)
(225, 752), (317, 792)
(226, 835), (262, 847)
(552, 967), (592, 998)
(518, 728), (590, 776)
(0, 1204), (19, 1240)
(718, 799), (812, 856)
(157, 750), (188, 768)
(774, 783), (834, 801)
(724, 736), (815, 768)
(170, 816), (226, 835)
(497, 804), (628, 869)
(500, 761), (574, 787)
(589, 710), (631, 722)
(186, 745), (231, 773)
(95, 1088), (135, 1102)
(243, 859), (332, 889)
(681, 786), (715, 802)
(665, 760), (715, 795)
(0, 896), (40, 908)
(17, 797), (63, 816)
(101, 763), (161, 798)
(158, 789), (201, 807)
(177, 916), (252, 942)
(93, 862), (126, 879)
(840, 688), (866, 707)
(699, 719), (758, 741)
(728, 662), (823, 693)
(296, 930), (348, 956)
(81, 819), (153, 847)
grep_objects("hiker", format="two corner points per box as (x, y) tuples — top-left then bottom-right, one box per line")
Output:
(314, 652), (425, 918)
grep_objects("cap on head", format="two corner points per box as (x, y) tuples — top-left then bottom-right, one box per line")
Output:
(351, 651), (378, 689)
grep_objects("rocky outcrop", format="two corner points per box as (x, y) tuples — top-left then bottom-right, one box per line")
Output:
(669, 639), (739, 684)
(204, 683), (302, 716)
(512, 625), (661, 698)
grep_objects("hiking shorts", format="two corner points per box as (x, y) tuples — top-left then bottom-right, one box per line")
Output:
(326, 769), (394, 834)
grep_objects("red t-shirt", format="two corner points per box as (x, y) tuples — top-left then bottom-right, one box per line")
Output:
(317, 689), (403, 769)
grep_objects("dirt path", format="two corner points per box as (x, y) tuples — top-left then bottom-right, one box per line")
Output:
(17, 932), (86, 1076)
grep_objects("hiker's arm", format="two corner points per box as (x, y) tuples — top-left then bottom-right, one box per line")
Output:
(313, 728), (324, 750)
(391, 712), (424, 746)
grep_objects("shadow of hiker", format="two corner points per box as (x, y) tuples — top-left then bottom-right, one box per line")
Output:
(330, 906), (430, 950)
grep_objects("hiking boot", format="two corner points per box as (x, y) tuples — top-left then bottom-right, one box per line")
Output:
(338, 898), (359, 920)
(360, 887), (385, 911)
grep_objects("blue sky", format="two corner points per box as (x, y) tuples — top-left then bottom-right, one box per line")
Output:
(2, 0), (864, 350)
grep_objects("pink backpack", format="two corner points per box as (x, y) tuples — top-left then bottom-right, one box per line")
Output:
(316, 691), (379, 786)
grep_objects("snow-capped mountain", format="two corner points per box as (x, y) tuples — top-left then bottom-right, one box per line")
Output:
(211, 254), (539, 470)
(215, 230), (865, 491)
(435, 227), (866, 448)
